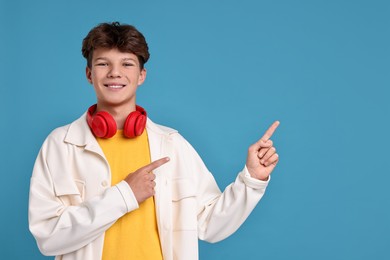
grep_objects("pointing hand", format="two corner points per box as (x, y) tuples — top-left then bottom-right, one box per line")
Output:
(246, 121), (280, 181)
(125, 157), (170, 203)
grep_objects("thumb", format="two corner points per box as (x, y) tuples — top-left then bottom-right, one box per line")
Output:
(251, 139), (273, 152)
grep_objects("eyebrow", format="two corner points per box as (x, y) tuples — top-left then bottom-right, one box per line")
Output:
(94, 57), (137, 62)
(122, 57), (137, 61)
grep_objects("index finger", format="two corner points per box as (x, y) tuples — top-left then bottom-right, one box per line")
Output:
(141, 157), (170, 173)
(261, 121), (280, 141)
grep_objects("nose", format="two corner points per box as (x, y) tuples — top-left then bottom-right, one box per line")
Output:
(107, 65), (121, 78)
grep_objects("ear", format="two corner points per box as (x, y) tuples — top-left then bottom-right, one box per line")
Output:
(138, 68), (147, 86)
(86, 66), (93, 84)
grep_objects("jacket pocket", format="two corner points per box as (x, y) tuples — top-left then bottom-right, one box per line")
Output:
(53, 179), (85, 206)
(171, 178), (197, 231)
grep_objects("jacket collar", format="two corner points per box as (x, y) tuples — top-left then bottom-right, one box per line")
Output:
(64, 112), (178, 158)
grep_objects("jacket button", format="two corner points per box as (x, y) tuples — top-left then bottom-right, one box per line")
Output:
(101, 180), (108, 187)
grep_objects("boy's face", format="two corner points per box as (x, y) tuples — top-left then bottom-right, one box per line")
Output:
(86, 48), (146, 111)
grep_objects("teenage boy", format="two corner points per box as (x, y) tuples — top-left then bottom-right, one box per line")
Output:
(29, 22), (280, 260)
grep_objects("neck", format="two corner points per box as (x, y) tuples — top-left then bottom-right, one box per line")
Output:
(96, 103), (136, 130)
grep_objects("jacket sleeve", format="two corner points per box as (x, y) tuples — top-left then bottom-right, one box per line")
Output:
(177, 136), (270, 242)
(28, 137), (139, 256)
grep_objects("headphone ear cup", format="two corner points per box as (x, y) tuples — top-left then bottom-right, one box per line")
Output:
(91, 111), (117, 138)
(134, 113), (147, 136)
(124, 111), (141, 138)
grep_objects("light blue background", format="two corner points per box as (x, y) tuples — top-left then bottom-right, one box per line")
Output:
(1, 0), (389, 259)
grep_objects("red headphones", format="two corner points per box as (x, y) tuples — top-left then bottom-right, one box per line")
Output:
(87, 104), (147, 138)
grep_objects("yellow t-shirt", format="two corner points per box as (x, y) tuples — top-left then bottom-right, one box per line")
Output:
(97, 130), (163, 260)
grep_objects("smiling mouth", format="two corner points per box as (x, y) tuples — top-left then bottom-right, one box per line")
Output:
(104, 84), (126, 89)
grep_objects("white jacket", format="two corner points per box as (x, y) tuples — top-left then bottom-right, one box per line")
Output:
(29, 113), (270, 260)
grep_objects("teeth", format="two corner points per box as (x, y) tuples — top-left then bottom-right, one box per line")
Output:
(107, 85), (124, 89)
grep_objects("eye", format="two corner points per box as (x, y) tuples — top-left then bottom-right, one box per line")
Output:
(96, 63), (108, 66)
(123, 63), (134, 67)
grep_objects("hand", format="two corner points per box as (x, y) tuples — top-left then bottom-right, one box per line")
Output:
(125, 157), (170, 204)
(246, 121), (280, 181)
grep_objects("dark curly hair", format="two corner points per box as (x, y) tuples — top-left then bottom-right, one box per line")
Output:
(82, 22), (150, 69)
